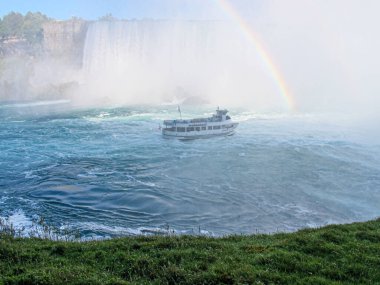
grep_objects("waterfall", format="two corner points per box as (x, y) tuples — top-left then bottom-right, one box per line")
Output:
(80, 20), (279, 107)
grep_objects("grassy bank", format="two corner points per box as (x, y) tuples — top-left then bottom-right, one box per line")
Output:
(0, 219), (379, 284)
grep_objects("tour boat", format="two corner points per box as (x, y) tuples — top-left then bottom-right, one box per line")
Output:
(162, 108), (238, 139)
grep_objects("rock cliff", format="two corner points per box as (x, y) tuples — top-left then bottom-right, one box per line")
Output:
(42, 19), (88, 65)
(0, 37), (34, 57)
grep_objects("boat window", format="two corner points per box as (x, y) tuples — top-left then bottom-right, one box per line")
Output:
(186, 127), (194, 132)
(176, 127), (186, 132)
(226, 115), (231, 120)
(202, 127), (206, 130)
(213, 126), (221, 130)
(165, 127), (176, 131)
(208, 126), (212, 130)
(195, 127), (200, 131)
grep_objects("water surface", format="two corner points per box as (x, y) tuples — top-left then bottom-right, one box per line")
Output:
(1, 102), (379, 238)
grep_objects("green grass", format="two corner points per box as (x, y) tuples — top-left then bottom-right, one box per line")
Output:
(0, 219), (379, 284)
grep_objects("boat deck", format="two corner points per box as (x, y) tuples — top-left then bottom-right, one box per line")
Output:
(164, 117), (221, 125)
(164, 109), (229, 126)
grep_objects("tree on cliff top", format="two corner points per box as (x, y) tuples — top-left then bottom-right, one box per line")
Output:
(98, 13), (118, 21)
(0, 12), (51, 44)
(23, 12), (51, 44)
(0, 12), (24, 38)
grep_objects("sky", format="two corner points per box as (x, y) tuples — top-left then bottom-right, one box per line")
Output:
(0, 0), (240, 20)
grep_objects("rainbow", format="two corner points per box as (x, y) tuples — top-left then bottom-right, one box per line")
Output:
(217, 0), (295, 110)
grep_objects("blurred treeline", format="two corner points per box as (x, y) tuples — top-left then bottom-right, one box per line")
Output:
(0, 12), (52, 45)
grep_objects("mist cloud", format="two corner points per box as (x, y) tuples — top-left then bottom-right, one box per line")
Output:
(248, 0), (380, 114)
(2, 0), (379, 117)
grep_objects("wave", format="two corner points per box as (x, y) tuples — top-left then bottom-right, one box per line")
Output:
(0, 210), (213, 240)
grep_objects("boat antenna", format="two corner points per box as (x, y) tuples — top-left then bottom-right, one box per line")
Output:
(178, 105), (182, 119)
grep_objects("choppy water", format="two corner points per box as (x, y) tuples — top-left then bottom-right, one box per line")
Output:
(1, 101), (379, 238)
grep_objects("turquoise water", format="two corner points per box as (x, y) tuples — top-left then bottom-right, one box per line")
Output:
(1, 102), (379, 238)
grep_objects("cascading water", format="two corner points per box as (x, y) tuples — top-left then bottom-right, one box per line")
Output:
(80, 20), (281, 108)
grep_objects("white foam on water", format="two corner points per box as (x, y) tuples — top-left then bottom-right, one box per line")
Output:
(125, 175), (156, 187)
(72, 221), (214, 239)
(0, 210), (34, 237)
(0, 210), (213, 240)
(0, 100), (71, 109)
(97, 112), (110, 118)
(6, 210), (33, 228)
(0, 196), (9, 204)
(0, 210), (79, 240)
(24, 170), (40, 179)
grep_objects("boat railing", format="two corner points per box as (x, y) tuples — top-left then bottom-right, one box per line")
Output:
(163, 110), (229, 126)
(164, 118), (226, 126)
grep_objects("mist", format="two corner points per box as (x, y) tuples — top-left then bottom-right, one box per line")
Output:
(249, 0), (380, 114)
(75, 19), (285, 110)
(77, 0), (380, 116)
(1, 0), (380, 116)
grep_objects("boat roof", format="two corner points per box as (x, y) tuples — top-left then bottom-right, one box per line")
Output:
(164, 109), (229, 125)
